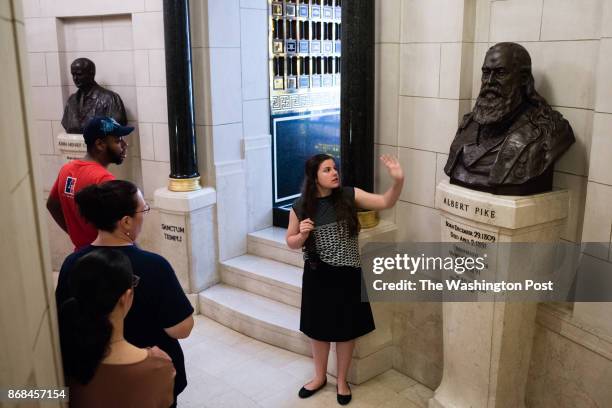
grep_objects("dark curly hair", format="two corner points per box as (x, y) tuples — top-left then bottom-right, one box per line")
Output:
(299, 154), (360, 257)
(75, 180), (138, 232)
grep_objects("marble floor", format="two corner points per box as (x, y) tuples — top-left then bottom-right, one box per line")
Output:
(177, 315), (433, 408)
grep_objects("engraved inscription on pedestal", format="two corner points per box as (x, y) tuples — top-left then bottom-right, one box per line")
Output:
(441, 197), (497, 222)
(155, 187), (218, 295)
(57, 133), (87, 161)
(435, 180), (569, 230)
(158, 214), (189, 291)
(162, 223), (185, 243)
(441, 216), (497, 301)
(443, 218), (497, 245)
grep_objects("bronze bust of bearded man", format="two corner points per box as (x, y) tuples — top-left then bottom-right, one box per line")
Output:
(61, 58), (128, 134)
(444, 42), (575, 195)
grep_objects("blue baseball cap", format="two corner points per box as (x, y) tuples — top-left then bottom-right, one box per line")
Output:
(83, 116), (134, 145)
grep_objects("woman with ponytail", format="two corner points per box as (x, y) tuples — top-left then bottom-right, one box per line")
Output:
(56, 180), (194, 407)
(286, 154), (404, 405)
(59, 248), (174, 407)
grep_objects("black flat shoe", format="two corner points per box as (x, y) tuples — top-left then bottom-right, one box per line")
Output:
(336, 384), (352, 405)
(298, 378), (327, 399)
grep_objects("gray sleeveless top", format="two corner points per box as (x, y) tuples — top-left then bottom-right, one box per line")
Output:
(292, 187), (360, 267)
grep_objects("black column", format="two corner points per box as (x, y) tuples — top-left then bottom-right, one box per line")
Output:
(163, 0), (199, 185)
(340, 0), (375, 191)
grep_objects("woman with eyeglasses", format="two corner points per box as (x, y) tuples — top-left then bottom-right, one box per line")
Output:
(56, 180), (194, 407)
(59, 248), (175, 407)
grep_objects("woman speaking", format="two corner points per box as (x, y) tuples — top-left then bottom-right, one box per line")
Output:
(286, 154), (404, 405)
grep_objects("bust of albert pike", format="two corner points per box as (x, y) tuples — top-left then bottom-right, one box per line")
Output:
(444, 42), (575, 196)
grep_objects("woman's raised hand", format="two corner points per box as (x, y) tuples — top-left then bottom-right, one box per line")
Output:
(299, 218), (315, 237)
(380, 155), (404, 182)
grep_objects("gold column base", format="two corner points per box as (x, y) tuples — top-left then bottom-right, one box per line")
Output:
(358, 210), (379, 229)
(168, 176), (202, 192)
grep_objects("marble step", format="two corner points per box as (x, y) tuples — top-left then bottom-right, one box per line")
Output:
(220, 254), (302, 307)
(198, 284), (394, 384)
(247, 221), (398, 267)
(198, 284), (311, 356)
(218, 256), (394, 359)
(247, 227), (304, 267)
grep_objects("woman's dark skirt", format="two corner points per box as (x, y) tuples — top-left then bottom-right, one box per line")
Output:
(300, 259), (375, 342)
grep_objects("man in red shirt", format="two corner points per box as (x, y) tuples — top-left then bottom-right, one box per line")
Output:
(47, 116), (134, 250)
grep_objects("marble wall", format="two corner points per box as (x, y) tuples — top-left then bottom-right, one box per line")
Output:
(0, 0), (62, 400)
(23, 0), (273, 268)
(374, 0), (476, 388)
(240, 1), (273, 234)
(23, 0), (168, 270)
(374, 0), (612, 402)
(374, 0), (475, 244)
(189, 0), (272, 262)
(571, 0), (612, 337)
(527, 305), (612, 407)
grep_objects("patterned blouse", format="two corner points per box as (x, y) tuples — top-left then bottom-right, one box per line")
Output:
(292, 187), (360, 268)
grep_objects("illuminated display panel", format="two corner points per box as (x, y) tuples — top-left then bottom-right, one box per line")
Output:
(269, 0), (341, 207)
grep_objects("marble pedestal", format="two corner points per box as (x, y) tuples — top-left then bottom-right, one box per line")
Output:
(155, 187), (218, 312)
(430, 180), (569, 408)
(57, 132), (86, 161)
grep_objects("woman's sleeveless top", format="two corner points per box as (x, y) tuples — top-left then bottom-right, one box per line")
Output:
(292, 187), (360, 267)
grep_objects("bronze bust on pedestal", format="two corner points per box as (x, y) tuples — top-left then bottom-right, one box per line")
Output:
(61, 58), (128, 134)
(444, 42), (575, 195)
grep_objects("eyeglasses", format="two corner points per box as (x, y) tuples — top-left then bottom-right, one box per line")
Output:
(135, 204), (151, 215)
(132, 274), (141, 288)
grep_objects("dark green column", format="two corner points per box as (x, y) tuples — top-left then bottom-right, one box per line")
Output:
(163, 0), (200, 190)
(340, 0), (375, 191)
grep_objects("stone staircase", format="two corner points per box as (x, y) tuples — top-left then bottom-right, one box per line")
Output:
(198, 222), (397, 384)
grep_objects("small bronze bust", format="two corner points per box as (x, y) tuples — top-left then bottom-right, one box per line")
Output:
(444, 42), (575, 195)
(61, 58), (128, 134)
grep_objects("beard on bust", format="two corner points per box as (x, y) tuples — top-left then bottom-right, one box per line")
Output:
(473, 85), (524, 125)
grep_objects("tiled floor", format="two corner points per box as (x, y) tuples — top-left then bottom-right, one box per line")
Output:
(178, 316), (433, 408)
